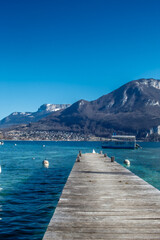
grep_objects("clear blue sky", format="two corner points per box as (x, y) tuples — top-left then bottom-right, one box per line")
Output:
(0, 0), (160, 119)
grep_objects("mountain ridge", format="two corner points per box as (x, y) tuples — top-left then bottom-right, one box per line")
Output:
(11, 78), (160, 137)
(0, 104), (70, 128)
(3, 78), (160, 139)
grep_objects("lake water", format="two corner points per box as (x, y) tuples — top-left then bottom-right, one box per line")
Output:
(0, 141), (160, 239)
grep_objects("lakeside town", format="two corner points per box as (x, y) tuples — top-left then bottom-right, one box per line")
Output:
(1, 130), (104, 141)
(1, 128), (160, 142)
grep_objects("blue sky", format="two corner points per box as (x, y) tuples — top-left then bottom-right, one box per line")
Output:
(0, 0), (160, 119)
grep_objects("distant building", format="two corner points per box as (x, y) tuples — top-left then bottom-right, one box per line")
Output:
(150, 125), (160, 135)
(0, 131), (3, 139)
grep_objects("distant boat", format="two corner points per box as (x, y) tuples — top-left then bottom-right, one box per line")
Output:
(102, 135), (140, 149)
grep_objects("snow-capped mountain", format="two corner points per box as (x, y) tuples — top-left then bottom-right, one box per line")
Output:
(38, 104), (70, 112)
(22, 78), (160, 136)
(0, 104), (70, 128)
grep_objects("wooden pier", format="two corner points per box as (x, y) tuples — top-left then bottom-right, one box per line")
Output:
(43, 153), (160, 240)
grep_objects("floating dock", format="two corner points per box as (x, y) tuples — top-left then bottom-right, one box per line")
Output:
(43, 153), (160, 240)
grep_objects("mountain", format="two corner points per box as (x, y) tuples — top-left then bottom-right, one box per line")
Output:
(0, 104), (70, 128)
(6, 78), (160, 137)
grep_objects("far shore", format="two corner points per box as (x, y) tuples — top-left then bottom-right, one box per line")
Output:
(0, 139), (159, 142)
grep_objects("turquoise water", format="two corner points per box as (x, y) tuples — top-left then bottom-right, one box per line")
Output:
(107, 142), (160, 190)
(0, 141), (160, 239)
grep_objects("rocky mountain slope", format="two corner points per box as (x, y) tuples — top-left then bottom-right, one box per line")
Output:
(6, 78), (160, 137)
(0, 104), (70, 128)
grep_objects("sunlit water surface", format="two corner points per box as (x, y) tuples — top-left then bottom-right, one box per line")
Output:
(0, 141), (160, 239)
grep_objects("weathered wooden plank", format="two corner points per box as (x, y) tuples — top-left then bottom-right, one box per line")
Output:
(43, 153), (160, 240)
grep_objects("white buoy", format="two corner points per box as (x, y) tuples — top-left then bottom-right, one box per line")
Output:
(14, 144), (17, 146)
(124, 159), (130, 166)
(92, 149), (96, 154)
(32, 157), (35, 160)
(43, 160), (49, 168)
(43, 145), (45, 147)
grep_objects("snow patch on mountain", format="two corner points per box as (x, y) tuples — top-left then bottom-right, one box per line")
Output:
(108, 100), (114, 108)
(38, 104), (71, 112)
(146, 99), (160, 106)
(139, 79), (160, 90)
(122, 91), (128, 105)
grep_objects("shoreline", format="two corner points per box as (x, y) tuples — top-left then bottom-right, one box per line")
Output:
(0, 139), (158, 142)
